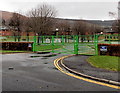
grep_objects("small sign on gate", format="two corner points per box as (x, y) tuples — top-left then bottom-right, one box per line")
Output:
(100, 46), (107, 51)
(28, 43), (32, 47)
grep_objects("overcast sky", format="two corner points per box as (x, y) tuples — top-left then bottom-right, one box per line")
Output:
(0, 0), (119, 20)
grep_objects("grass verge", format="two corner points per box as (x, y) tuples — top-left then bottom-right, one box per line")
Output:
(87, 55), (120, 71)
(34, 44), (63, 51)
(1, 44), (63, 53)
(0, 50), (29, 53)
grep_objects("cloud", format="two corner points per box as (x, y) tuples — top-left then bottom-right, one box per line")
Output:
(0, 0), (119, 20)
(1, 0), (120, 2)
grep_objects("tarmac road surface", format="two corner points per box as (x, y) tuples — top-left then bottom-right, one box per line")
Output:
(1, 53), (120, 91)
(63, 55), (119, 82)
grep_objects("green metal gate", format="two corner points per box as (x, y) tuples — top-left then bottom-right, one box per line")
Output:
(32, 35), (99, 55)
(32, 34), (119, 55)
(77, 35), (98, 55)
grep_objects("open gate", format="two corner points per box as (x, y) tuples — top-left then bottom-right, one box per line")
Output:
(33, 35), (99, 55)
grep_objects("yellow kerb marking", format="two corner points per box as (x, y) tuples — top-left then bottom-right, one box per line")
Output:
(54, 55), (120, 89)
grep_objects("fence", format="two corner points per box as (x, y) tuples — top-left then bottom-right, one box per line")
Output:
(1, 34), (119, 55)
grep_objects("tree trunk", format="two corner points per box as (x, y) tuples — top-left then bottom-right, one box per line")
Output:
(81, 36), (84, 42)
(27, 31), (29, 42)
(18, 34), (21, 42)
(87, 36), (90, 42)
(41, 36), (44, 43)
(37, 33), (41, 45)
(17, 29), (21, 42)
(13, 33), (17, 42)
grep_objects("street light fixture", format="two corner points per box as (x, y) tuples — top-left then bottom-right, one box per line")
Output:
(55, 28), (59, 36)
(56, 28), (59, 31)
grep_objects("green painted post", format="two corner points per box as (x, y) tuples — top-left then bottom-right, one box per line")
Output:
(52, 36), (54, 53)
(109, 35), (111, 44)
(32, 35), (36, 52)
(95, 34), (98, 55)
(42, 36), (45, 44)
(94, 34), (96, 47)
(62, 35), (64, 45)
(74, 35), (78, 55)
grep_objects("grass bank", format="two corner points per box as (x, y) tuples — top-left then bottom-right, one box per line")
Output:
(1, 44), (63, 53)
(0, 50), (29, 53)
(87, 55), (120, 71)
(35, 44), (62, 51)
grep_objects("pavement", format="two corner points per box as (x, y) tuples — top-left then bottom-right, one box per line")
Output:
(63, 55), (120, 83)
(1, 53), (120, 91)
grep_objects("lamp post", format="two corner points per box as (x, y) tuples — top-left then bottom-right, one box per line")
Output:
(55, 28), (59, 43)
(56, 28), (59, 36)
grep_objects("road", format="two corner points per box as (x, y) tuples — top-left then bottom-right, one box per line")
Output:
(2, 53), (119, 91)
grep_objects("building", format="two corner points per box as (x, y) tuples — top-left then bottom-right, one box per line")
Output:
(0, 26), (12, 36)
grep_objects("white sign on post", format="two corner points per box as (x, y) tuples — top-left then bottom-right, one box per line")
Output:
(100, 46), (107, 51)
(28, 44), (32, 47)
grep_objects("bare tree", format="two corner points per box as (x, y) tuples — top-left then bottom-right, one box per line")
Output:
(53, 20), (71, 43)
(28, 3), (57, 44)
(55, 20), (70, 35)
(9, 12), (24, 41)
(72, 20), (89, 42)
(2, 19), (6, 26)
(112, 20), (120, 33)
(22, 17), (32, 41)
(72, 21), (88, 35)
(109, 10), (119, 33)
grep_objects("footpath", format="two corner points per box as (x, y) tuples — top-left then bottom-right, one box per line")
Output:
(62, 55), (120, 83)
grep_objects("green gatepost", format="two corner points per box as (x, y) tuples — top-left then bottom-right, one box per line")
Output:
(52, 36), (54, 53)
(32, 35), (36, 52)
(74, 35), (78, 55)
(94, 35), (98, 55)
(62, 35), (64, 45)
(109, 34), (111, 44)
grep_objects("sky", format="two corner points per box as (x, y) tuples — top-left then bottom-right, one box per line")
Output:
(0, 0), (120, 20)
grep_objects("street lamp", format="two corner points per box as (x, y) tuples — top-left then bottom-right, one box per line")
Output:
(55, 28), (59, 36)
(56, 28), (59, 31)
(100, 32), (103, 34)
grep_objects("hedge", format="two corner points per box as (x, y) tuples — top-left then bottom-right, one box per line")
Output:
(98, 44), (120, 57)
(1, 42), (33, 51)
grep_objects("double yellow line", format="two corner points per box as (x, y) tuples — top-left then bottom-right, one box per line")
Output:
(54, 55), (120, 89)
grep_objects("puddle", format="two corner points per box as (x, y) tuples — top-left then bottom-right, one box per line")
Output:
(52, 67), (58, 70)
(44, 62), (48, 64)
(30, 54), (57, 58)
(30, 56), (40, 58)
(43, 54), (57, 57)
(36, 52), (50, 54)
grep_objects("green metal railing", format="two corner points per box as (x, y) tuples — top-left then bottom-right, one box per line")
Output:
(1, 34), (119, 55)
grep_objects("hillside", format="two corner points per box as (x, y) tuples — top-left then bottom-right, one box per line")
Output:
(0, 10), (115, 27)
(86, 20), (115, 27)
(0, 10), (13, 21)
